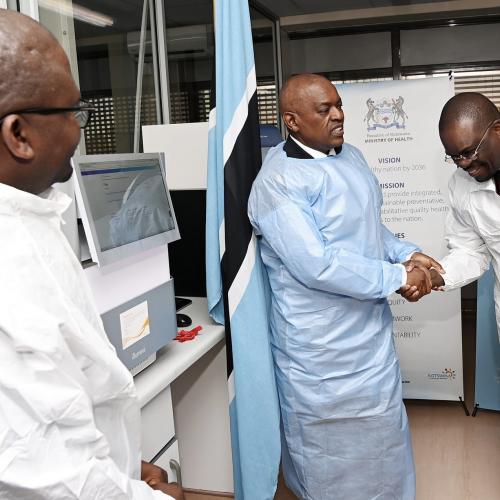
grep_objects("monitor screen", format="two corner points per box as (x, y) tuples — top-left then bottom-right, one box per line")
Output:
(73, 153), (179, 267)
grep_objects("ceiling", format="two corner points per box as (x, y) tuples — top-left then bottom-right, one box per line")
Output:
(67, 0), (498, 40)
(256, 0), (455, 18)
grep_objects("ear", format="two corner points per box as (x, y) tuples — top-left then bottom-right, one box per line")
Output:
(492, 119), (500, 137)
(283, 111), (299, 133)
(1, 115), (35, 160)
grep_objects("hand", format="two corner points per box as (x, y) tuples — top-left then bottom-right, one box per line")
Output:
(154, 481), (185, 500)
(141, 460), (168, 488)
(399, 260), (432, 301)
(397, 283), (419, 302)
(141, 461), (185, 500)
(408, 252), (445, 275)
(430, 268), (445, 290)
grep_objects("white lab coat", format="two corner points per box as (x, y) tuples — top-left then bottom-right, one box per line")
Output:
(440, 168), (500, 338)
(0, 183), (172, 499)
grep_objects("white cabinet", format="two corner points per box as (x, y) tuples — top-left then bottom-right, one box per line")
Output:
(171, 340), (233, 492)
(153, 439), (181, 484)
(135, 298), (233, 494)
(141, 385), (175, 462)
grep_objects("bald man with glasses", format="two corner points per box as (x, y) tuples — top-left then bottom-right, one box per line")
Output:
(0, 10), (183, 499)
(418, 93), (500, 335)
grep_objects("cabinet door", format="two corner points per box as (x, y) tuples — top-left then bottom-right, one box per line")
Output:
(141, 386), (175, 462)
(153, 439), (182, 485)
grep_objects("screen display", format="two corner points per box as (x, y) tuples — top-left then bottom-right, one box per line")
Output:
(79, 158), (176, 251)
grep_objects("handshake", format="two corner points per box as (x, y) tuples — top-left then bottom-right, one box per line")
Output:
(397, 252), (446, 302)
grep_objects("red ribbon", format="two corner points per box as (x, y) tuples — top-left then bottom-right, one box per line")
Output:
(175, 325), (203, 342)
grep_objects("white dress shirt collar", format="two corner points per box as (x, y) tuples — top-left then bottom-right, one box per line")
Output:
(290, 135), (336, 159)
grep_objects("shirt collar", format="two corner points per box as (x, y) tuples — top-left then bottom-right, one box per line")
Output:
(0, 182), (72, 218)
(290, 135), (337, 159)
(458, 168), (497, 193)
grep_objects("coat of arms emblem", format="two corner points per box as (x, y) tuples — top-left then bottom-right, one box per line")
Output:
(364, 96), (408, 131)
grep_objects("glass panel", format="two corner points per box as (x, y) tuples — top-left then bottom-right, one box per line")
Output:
(250, 6), (279, 127)
(39, 0), (161, 154)
(401, 24), (500, 67)
(286, 31), (392, 74)
(162, 1), (280, 127)
(163, 0), (214, 124)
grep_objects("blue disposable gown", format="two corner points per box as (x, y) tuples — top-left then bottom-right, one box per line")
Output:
(248, 143), (418, 500)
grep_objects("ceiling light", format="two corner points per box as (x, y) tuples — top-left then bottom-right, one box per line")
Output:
(39, 0), (114, 28)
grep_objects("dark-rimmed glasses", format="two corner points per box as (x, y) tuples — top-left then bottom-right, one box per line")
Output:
(0, 99), (96, 129)
(445, 118), (500, 164)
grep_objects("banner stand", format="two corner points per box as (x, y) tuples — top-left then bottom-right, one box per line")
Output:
(338, 77), (463, 401)
(458, 396), (470, 416)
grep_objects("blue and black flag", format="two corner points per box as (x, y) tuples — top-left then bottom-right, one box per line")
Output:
(205, 0), (281, 498)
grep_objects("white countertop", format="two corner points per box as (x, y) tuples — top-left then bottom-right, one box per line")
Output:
(134, 297), (225, 408)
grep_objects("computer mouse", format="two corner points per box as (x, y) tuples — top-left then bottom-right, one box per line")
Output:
(176, 313), (192, 328)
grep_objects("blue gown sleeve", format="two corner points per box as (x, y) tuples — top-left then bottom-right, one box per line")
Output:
(256, 199), (405, 300)
(381, 224), (420, 264)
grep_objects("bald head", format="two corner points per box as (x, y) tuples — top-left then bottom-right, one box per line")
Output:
(439, 92), (500, 183)
(279, 73), (344, 153)
(0, 10), (82, 194)
(0, 10), (70, 115)
(439, 92), (499, 133)
(279, 73), (333, 116)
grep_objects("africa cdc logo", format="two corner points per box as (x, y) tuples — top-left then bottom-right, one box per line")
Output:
(364, 96), (408, 131)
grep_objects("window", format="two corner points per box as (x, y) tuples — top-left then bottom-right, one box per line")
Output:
(454, 69), (500, 109)
(39, 1), (162, 154)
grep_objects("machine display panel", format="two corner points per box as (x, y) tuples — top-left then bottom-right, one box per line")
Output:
(73, 152), (179, 266)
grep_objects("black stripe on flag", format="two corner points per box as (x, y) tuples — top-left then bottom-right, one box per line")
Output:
(221, 91), (262, 374)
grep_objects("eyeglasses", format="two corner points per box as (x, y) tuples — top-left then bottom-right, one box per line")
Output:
(0, 99), (96, 129)
(445, 118), (500, 164)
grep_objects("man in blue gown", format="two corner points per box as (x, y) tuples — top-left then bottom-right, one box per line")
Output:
(248, 74), (441, 500)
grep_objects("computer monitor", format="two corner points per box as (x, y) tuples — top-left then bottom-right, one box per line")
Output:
(73, 152), (180, 267)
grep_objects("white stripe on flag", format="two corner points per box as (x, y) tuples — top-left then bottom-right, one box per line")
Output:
(228, 370), (235, 404)
(208, 106), (216, 131)
(228, 232), (256, 319)
(222, 65), (257, 166)
(219, 218), (225, 261)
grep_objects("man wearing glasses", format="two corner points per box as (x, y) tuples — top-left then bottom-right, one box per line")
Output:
(426, 93), (500, 331)
(0, 10), (182, 500)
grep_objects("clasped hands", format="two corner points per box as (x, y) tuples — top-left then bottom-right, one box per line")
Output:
(397, 252), (445, 302)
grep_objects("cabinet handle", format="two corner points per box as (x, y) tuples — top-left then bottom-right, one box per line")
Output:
(169, 459), (182, 486)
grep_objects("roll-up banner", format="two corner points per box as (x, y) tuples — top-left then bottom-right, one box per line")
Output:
(475, 268), (500, 411)
(337, 77), (463, 400)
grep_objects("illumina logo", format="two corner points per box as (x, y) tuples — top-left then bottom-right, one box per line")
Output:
(364, 96), (408, 131)
(428, 368), (456, 381)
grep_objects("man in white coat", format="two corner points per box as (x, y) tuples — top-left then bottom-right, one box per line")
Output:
(0, 10), (183, 499)
(429, 93), (500, 337)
